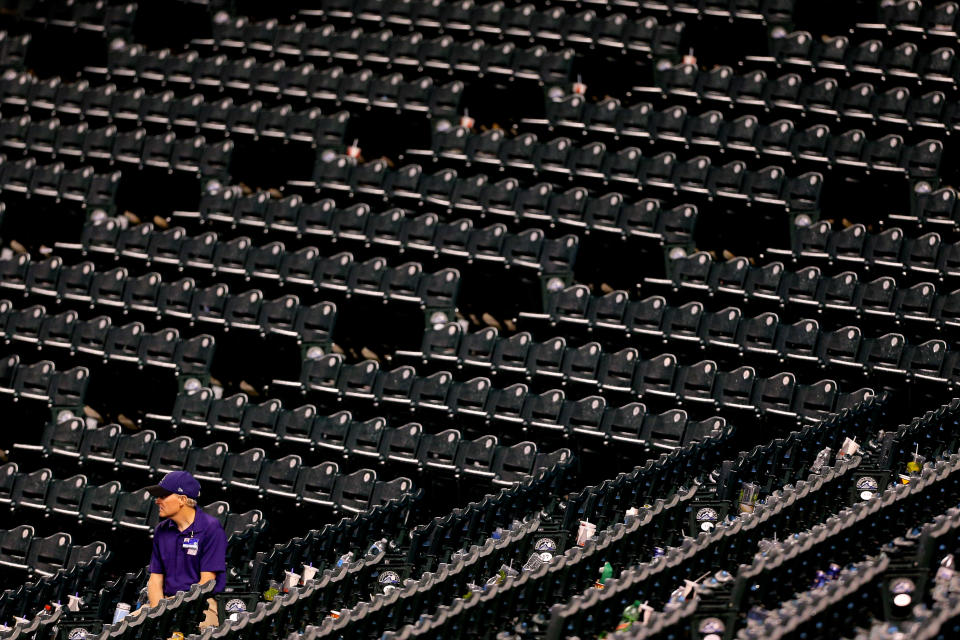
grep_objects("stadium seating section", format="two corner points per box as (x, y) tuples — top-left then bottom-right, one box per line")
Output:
(5, 0), (960, 639)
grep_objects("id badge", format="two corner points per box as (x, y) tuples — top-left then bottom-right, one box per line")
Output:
(183, 537), (199, 556)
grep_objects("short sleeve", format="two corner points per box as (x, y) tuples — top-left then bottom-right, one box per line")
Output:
(149, 534), (165, 575)
(199, 522), (227, 574)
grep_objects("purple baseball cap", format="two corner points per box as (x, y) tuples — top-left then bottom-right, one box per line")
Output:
(146, 470), (201, 500)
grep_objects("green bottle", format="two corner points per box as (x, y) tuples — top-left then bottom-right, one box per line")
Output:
(597, 561), (614, 586)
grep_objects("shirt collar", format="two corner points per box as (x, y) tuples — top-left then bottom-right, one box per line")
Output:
(160, 511), (201, 533)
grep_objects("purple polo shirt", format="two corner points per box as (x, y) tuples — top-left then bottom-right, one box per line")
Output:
(149, 509), (227, 596)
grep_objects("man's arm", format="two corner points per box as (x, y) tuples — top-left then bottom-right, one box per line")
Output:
(197, 524), (227, 589)
(147, 573), (164, 608)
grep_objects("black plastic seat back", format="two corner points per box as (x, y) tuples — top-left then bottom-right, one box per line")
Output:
(80, 424), (122, 464)
(492, 441), (537, 483)
(261, 455), (302, 497)
(0, 525), (33, 569)
(115, 430), (156, 470)
(379, 422), (422, 463)
(294, 462), (338, 506)
(417, 429), (461, 469)
(115, 487), (155, 530)
(12, 467), (52, 510)
(80, 480), (122, 523)
(27, 531), (71, 576)
(224, 448), (267, 490)
(333, 468), (377, 513)
(46, 474), (87, 516)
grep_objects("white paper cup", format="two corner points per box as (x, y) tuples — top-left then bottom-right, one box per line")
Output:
(284, 571), (301, 590)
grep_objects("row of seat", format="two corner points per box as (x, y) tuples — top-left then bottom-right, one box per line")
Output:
(900, 184), (960, 230)
(184, 193), (581, 275)
(529, 97), (943, 179)
(759, 30), (960, 87)
(298, 154), (704, 245)
(0, 355), (87, 409)
(522, 298), (960, 400)
(89, 40), (543, 105)
(620, 255), (957, 328)
(0, 117), (234, 179)
(0, 524), (106, 581)
(861, 0), (960, 40)
(408, 128), (824, 211)
(202, 10), (684, 60)
(0, 155), (118, 208)
(647, 251), (959, 329)
(771, 221), (960, 282)
(13, 1), (137, 36)
(264, 512), (544, 622)
(182, 29), (576, 86)
(411, 315), (948, 394)
(286, 351), (754, 438)
(588, 592), (701, 640)
(161, 393), (569, 484)
(0, 464), (263, 556)
(527, 282), (955, 360)
(150, 389), (369, 448)
(149, 386), (578, 570)
(643, 63), (954, 134)
(20, 417), (416, 516)
(37, 409), (563, 489)
(0, 298), (216, 373)
(2, 248), (459, 314)
(102, 215), (578, 289)
(78, 46), (467, 119)
(307, 0), (793, 28)
(594, 0), (795, 22)
(0, 80), (351, 152)
(2, 266), (336, 343)
(247, 496), (424, 593)
(194, 174), (696, 247)
(196, 555), (392, 640)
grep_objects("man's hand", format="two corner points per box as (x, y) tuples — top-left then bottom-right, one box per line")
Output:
(147, 573), (164, 608)
(199, 571), (217, 587)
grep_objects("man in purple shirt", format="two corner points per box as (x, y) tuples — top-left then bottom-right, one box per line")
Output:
(146, 471), (227, 629)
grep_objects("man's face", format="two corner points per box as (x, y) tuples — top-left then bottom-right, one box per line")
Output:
(156, 493), (185, 518)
